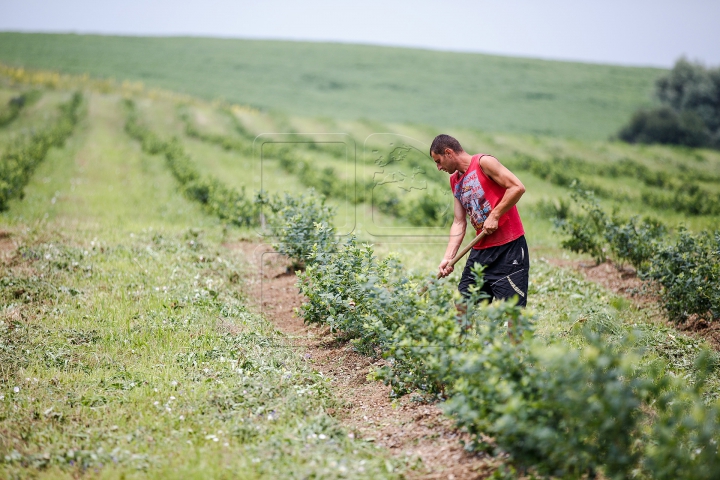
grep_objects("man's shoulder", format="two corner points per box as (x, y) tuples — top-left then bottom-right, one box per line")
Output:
(477, 154), (499, 166)
(477, 154), (505, 181)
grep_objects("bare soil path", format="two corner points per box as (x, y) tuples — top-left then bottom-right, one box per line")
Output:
(227, 240), (499, 480)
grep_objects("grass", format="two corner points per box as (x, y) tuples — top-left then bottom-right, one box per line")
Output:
(0, 90), (399, 479)
(0, 32), (664, 140)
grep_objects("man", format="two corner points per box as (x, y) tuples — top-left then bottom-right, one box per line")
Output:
(431, 134), (529, 307)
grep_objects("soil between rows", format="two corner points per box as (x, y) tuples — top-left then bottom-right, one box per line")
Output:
(229, 241), (498, 480)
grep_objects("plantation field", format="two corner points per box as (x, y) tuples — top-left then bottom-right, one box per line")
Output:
(0, 32), (664, 140)
(0, 89), (400, 479)
(145, 92), (720, 255)
(1, 62), (720, 478)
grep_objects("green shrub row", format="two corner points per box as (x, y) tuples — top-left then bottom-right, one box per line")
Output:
(236, 109), (357, 162)
(270, 198), (720, 478)
(272, 144), (367, 202)
(508, 154), (720, 216)
(642, 185), (720, 216)
(507, 155), (626, 200)
(176, 107), (367, 202)
(0, 92), (82, 211)
(513, 153), (720, 186)
(177, 107), (252, 155)
(123, 100), (258, 227)
(223, 108), (255, 139)
(262, 137), (453, 226)
(180, 106), (349, 162)
(266, 145), (452, 227)
(0, 90), (42, 128)
(555, 186), (719, 323)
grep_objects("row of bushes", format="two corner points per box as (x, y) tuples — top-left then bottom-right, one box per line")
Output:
(177, 107), (252, 155)
(273, 144), (453, 226)
(176, 107), (362, 201)
(0, 90), (41, 128)
(0, 92), (82, 211)
(512, 153), (720, 187)
(508, 154), (720, 216)
(177, 106), (452, 227)
(123, 100), (258, 227)
(180, 105), (349, 162)
(507, 155), (618, 199)
(269, 194), (720, 479)
(641, 184), (720, 216)
(555, 186), (719, 323)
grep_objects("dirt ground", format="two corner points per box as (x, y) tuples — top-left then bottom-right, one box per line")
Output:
(228, 241), (500, 480)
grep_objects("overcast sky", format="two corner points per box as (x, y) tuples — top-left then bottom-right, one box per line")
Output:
(1, 0), (718, 68)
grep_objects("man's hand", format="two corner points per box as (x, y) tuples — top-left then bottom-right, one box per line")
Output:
(438, 258), (454, 278)
(483, 213), (499, 234)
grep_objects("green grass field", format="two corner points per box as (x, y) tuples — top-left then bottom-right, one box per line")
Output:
(0, 90), (400, 479)
(1, 46), (719, 478)
(0, 32), (664, 140)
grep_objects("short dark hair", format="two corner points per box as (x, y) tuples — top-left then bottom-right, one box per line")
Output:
(430, 134), (464, 155)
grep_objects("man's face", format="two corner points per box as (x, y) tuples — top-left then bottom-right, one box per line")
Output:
(431, 149), (456, 174)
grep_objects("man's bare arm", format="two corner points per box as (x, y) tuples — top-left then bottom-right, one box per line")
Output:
(478, 155), (525, 234)
(438, 197), (467, 278)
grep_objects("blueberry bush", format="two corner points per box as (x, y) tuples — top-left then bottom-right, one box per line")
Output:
(282, 194), (720, 478)
(556, 186), (719, 323)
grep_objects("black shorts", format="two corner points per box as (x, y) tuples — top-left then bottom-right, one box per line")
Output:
(458, 235), (529, 307)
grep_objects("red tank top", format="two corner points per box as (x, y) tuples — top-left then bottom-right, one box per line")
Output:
(449, 154), (525, 250)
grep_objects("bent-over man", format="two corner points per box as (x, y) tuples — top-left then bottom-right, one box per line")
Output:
(431, 134), (529, 307)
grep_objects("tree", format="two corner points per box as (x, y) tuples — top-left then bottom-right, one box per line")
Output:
(618, 58), (720, 149)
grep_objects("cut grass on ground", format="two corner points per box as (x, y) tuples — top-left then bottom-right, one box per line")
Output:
(0, 91), (400, 479)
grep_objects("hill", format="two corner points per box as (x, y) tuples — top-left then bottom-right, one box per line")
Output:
(0, 32), (663, 140)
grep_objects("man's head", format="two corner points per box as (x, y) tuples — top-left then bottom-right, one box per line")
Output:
(430, 134), (465, 174)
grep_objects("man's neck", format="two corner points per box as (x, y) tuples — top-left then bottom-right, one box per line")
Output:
(455, 152), (474, 175)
